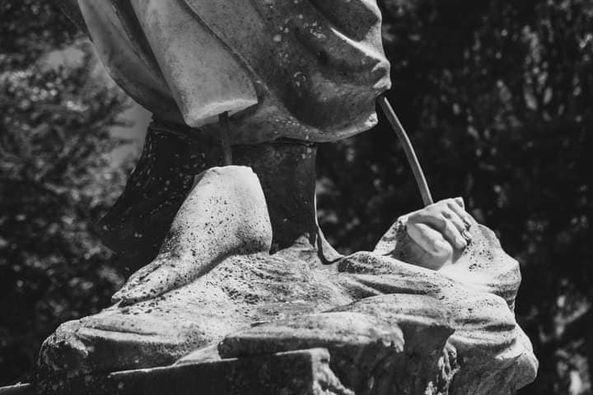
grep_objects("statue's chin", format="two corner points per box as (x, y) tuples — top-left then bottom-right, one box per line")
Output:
(199, 100), (381, 146)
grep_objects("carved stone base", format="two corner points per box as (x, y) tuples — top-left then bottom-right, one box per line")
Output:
(35, 165), (536, 394)
(33, 349), (350, 395)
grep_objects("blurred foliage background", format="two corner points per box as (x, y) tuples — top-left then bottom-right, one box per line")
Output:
(0, 0), (130, 388)
(0, 0), (592, 393)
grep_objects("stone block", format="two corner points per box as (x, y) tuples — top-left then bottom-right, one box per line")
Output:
(35, 348), (351, 395)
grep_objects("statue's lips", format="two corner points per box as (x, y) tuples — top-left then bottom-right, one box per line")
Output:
(369, 59), (392, 91)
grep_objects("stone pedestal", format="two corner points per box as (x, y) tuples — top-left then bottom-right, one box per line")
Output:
(31, 157), (537, 394)
(31, 349), (349, 395)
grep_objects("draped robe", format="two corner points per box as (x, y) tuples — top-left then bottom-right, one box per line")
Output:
(59, 0), (391, 143)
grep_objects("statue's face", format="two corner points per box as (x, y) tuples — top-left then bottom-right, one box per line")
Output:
(191, 0), (392, 142)
(258, 0), (392, 139)
(75, 0), (391, 143)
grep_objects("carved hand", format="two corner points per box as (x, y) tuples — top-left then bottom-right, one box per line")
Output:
(401, 197), (474, 270)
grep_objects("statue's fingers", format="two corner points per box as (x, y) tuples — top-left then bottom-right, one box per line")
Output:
(408, 212), (466, 250)
(441, 219), (467, 250)
(443, 209), (467, 235)
(447, 200), (474, 230)
(407, 222), (452, 258)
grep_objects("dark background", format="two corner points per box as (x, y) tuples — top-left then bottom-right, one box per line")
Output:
(1, 1), (592, 393)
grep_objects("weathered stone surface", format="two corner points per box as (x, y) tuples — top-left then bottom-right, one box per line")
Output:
(36, 165), (348, 382)
(341, 216), (539, 393)
(37, 166), (275, 377)
(218, 296), (456, 394)
(36, 349), (351, 395)
(98, 133), (340, 272)
(37, 165), (536, 393)
(61, 0), (391, 144)
(96, 123), (220, 273)
(36, 249), (350, 382)
(112, 165), (273, 305)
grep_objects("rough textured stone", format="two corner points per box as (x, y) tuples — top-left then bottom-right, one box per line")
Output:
(37, 166), (275, 378)
(37, 166), (537, 394)
(35, 349), (351, 395)
(97, 133), (340, 272)
(218, 296), (456, 394)
(36, 165), (347, 383)
(339, 217), (539, 393)
(96, 124), (219, 273)
(112, 165), (273, 305)
(61, 0), (391, 144)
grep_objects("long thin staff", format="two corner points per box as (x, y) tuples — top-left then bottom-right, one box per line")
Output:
(219, 112), (233, 166)
(378, 95), (434, 207)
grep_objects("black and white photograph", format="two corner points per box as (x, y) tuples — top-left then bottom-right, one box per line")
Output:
(1, 1), (591, 394)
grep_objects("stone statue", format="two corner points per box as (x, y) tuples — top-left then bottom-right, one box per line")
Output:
(33, 1), (537, 394)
